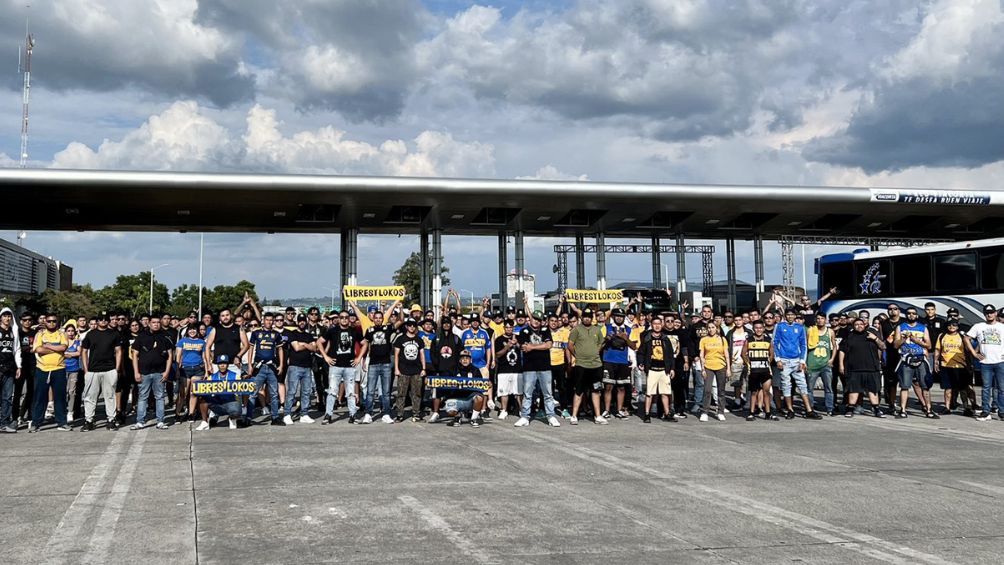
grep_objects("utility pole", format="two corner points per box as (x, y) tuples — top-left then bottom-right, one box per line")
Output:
(18, 6), (34, 168)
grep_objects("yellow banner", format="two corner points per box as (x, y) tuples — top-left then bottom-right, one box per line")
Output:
(191, 380), (257, 396)
(342, 286), (406, 301)
(565, 289), (624, 303)
(425, 376), (492, 392)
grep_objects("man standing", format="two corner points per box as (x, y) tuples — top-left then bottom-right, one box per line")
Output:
(893, 307), (936, 419)
(839, 318), (887, 418)
(493, 320), (522, 420)
(130, 316), (174, 430)
(548, 312), (572, 418)
(283, 314), (317, 425)
(743, 320), (777, 421)
(880, 304), (903, 411)
(514, 311), (560, 428)
(772, 308), (822, 419)
(601, 308), (635, 419)
(14, 312), (36, 428)
(80, 313), (123, 431)
(935, 319), (974, 416)
(637, 315), (676, 423)
(806, 313), (837, 416)
(567, 308), (607, 425)
(0, 307), (21, 433)
(394, 319), (426, 422)
(461, 315), (493, 378)
(362, 309), (397, 424)
(966, 304), (1004, 421)
(205, 308), (249, 371)
(318, 310), (364, 424)
(30, 314), (70, 432)
(725, 316), (750, 412)
(247, 312), (285, 426)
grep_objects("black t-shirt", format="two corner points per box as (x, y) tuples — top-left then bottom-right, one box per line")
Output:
(0, 326), (16, 371)
(924, 315), (945, 345)
(81, 328), (121, 372)
(839, 329), (882, 373)
(322, 326), (362, 367)
(365, 324), (394, 365)
(286, 330), (315, 368)
(879, 318), (901, 365)
(494, 334), (522, 373)
(518, 326), (552, 372)
(19, 328), (35, 372)
(432, 333), (462, 376)
(212, 324), (242, 360)
(797, 304), (817, 324)
(394, 334), (425, 375)
(131, 330), (174, 374)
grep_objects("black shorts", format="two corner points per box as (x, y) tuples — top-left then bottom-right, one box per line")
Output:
(602, 362), (631, 386)
(940, 366), (971, 389)
(749, 369), (772, 389)
(573, 366), (604, 395)
(848, 371), (880, 395)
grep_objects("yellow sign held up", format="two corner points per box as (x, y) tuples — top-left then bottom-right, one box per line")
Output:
(564, 289), (624, 303)
(191, 380), (257, 396)
(342, 286), (406, 301)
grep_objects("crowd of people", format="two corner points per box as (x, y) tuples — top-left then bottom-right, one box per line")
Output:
(1, 287), (1002, 434)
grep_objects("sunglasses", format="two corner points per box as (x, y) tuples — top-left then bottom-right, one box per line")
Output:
(45, 319), (58, 324)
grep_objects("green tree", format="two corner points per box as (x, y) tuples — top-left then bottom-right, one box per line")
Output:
(169, 284), (203, 317)
(95, 272), (170, 317)
(39, 284), (100, 320)
(204, 280), (258, 315)
(392, 252), (450, 305)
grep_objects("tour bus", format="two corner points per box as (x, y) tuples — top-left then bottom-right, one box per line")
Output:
(816, 238), (1004, 324)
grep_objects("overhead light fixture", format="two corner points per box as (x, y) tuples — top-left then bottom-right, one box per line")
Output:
(273, 211), (286, 218)
(537, 215), (551, 221)
(177, 210), (191, 216)
(65, 208), (79, 215)
(363, 213), (376, 219)
(451, 214), (465, 220)
(705, 219), (720, 225)
(787, 221), (802, 226)
(867, 222), (882, 228)
(944, 223), (960, 229)
(622, 217), (636, 223)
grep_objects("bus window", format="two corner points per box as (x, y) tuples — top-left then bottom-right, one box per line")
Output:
(854, 259), (889, 297)
(819, 261), (854, 298)
(980, 249), (1004, 291)
(892, 254), (931, 295)
(934, 252), (977, 292)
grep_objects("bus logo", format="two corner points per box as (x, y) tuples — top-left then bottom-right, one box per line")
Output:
(873, 192), (898, 201)
(859, 262), (885, 295)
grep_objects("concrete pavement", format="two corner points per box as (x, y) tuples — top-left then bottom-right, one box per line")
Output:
(3, 408), (1004, 565)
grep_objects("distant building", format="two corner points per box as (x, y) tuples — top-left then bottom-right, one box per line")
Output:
(0, 237), (72, 298)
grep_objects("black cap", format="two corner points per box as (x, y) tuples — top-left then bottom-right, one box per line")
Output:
(296, 313), (308, 322)
(505, 306), (515, 314)
(582, 308), (594, 318)
(97, 312), (110, 321)
(215, 354), (231, 364)
(984, 304), (997, 313)
(492, 310), (503, 319)
(459, 349), (472, 358)
(947, 307), (959, 315)
(611, 308), (625, 317)
(404, 318), (418, 327)
(516, 310), (527, 318)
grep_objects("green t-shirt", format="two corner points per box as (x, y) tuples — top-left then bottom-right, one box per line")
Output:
(807, 330), (833, 372)
(568, 324), (604, 369)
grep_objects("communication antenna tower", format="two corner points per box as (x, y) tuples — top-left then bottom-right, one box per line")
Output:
(17, 6), (34, 168)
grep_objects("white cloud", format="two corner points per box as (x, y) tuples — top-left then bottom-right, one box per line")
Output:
(50, 101), (496, 178)
(516, 165), (589, 181)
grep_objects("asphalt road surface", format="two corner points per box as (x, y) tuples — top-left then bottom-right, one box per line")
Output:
(4, 407), (1004, 565)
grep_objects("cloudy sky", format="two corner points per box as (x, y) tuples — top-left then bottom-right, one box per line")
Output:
(2, 0), (1004, 300)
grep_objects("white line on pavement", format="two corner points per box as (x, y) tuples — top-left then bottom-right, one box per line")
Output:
(398, 495), (497, 565)
(40, 432), (129, 565)
(82, 429), (149, 565)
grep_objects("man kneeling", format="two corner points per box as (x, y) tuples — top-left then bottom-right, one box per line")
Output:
(194, 354), (246, 431)
(428, 350), (486, 427)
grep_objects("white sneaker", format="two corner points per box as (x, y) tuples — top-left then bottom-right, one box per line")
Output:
(68, 411), (74, 422)
(130, 421), (146, 430)
(262, 407), (270, 417)
(229, 418), (238, 430)
(155, 422), (169, 430)
(381, 415), (394, 424)
(594, 416), (609, 425)
(195, 420), (210, 431)
(699, 413), (709, 422)
(569, 416), (578, 425)
(362, 414), (373, 424)
(514, 417), (530, 427)
(601, 410), (611, 419)
(723, 408), (731, 414)
(547, 416), (561, 427)
(427, 413), (440, 423)
(283, 415), (294, 425)
(299, 415), (315, 424)
(717, 413), (726, 421)
(487, 398), (497, 411)
(499, 410), (508, 420)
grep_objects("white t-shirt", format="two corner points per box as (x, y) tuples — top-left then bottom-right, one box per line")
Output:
(967, 322), (1004, 364)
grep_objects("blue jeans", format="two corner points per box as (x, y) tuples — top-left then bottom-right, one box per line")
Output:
(0, 369), (15, 428)
(325, 366), (358, 416)
(691, 365), (704, 412)
(137, 372), (165, 424)
(364, 363), (392, 416)
(248, 364), (280, 419)
(209, 400), (243, 419)
(520, 370), (556, 418)
(285, 366), (313, 417)
(779, 359), (809, 398)
(980, 362), (1004, 415)
(33, 369), (68, 427)
(806, 366), (834, 412)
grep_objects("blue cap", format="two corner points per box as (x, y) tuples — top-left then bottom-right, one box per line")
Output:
(367, 305), (378, 313)
(215, 354), (230, 364)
